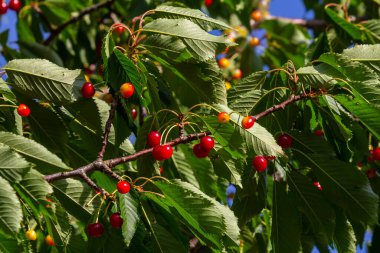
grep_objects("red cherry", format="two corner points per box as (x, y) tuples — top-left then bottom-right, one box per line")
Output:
(131, 108), (137, 120)
(193, 144), (210, 158)
(0, 2), (8, 14)
(217, 112), (230, 124)
(113, 23), (125, 35)
(252, 156), (267, 173)
(313, 181), (323, 191)
(204, 0), (213, 7)
(241, 116), (255, 129)
(159, 167), (163, 174)
(314, 129), (324, 136)
(117, 181), (131, 194)
(373, 147), (380, 161)
(200, 136), (214, 151)
(87, 223), (104, 238)
(264, 155), (276, 161)
(110, 213), (123, 229)
(17, 104), (30, 117)
(366, 168), (377, 179)
(147, 131), (161, 147)
(81, 82), (95, 98)
(120, 82), (134, 98)
(368, 150), (375, 163)
(152, 145), (173, 161)
(277, 134), (293, 149)
(9, 0), (21, 11)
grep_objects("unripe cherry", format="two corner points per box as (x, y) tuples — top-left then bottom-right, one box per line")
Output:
(218, 112), (230, 124)
(218, 58), (230, 69)
(120, 82), (134, 98)
(45, 235), (54, 246)
(241, 116), (255, 129)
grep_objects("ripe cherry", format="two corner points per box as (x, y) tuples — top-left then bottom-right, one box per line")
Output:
(232, 69), (242, 80)
(204, 0), (213, 7)
(200, 136), (215, 151)
(17, 104), (30, 117)
(193, 144), (210, 158)
(117, 181), (131, 194)
(0, 1), (7, 15)
(152, 145), (173, 161)
(159, 167), (163, 174)
(251, 10), (262, 22)
(45, 235), (54, 246)
(277, 134), (293, 149)
(87, 223), (104, 238)
(314, 129), (324, 136)
(120, 82), (134, 98)
(9, 0), (20, 11)
(25, 230), (37, 241)
(218, 112), (230, 124)
(249, 37), (260, 47)
(252, 156), (268, 173)
(218, 58), (230, 69)
(313, 181), (323, 191)
(81, 82), (95, 98)
(373, 147), (380, 161)
(110, 213), (123, 229)
(241, 116), (255, 129)
(113, 23), (125, 35)
(366, 168), (377, 180)
(131, 108), (137, 120)
(147, 131), (161, 147)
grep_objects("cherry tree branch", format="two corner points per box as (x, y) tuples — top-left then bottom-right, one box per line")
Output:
(43, 0), (115, 45)
(97, 96), (119, 160)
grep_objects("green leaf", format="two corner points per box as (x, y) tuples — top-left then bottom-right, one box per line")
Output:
(151, 224), (188, 253)
(52, 178), (101, 223)
(214, 104), (283, 156)
(149, 180), (240, 249)
(119, 193), (140, 247)
(342, 44), (380, 77)
(333, 212), (356, 253)
(334, 95), (380, 140)
(154, 6), (231, 30)
(143, 19), (233, 61)
(360, 19), (380, 43)
(325, 8), (363, 40)
(0, 176), (22, 234)
(0, 234), (22, 253)
(0, 143), (30, 182)
(18, 41), (64, 66)
(293, 150), (379, 225)
(287, 172), (335, 246)
(3, 59), (85, 104)
(20, 169), (53, 202)
(0, 131), (70, 173)
(272, 181), (301, 253)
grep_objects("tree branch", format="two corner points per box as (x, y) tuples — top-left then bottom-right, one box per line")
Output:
(44, 131), (211, 182)
(97, 96), (119, 160)
(253, 93), (312, 121)
(43, 0), (115, 45)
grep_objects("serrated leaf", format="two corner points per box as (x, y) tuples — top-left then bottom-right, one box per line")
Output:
(18, 41), (64, 66)
(0, 234), (22, 253)
(52, 178), (101, 223)
(0, 143), (30, 182)
(293, 151), (378, 225)
(154, 6), (231, 30)
(143, 19), (233, 61)
(0, 176), (22, 234)
(272, 181), (301, 253)
(325, 8), (363, 40)
(342, 44), (380, 77)
(20, 169), (53, 202)
(0, 131), (70, 173)
(287, 172), (335, 246)
(333, 212), (356, 253)
(214, 104), (283, 156)
(3, 59), (85, 104)
(151, 224), (188, 253)
(119, 193), (140, 247)
(149, 180), (240, 249)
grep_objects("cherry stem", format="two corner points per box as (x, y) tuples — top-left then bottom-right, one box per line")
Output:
(97, 96), (119, 160)
(43, 0), (116, 45)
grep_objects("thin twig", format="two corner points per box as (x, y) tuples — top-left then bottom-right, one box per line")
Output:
(97, 96), (119, 160)
(43, 0), (115, 45)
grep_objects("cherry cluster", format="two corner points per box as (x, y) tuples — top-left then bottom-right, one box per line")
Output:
(0, 0), (21, 15)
